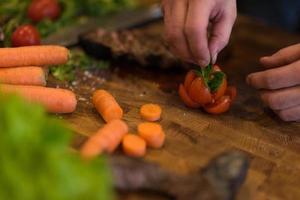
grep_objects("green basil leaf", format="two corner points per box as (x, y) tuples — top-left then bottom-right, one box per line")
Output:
(208, 71), (225, 92)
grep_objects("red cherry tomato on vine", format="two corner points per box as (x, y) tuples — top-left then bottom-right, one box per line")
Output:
(178, 84), (201, 108)
(212, 78), (227, 101)
(226, 86), (237, 101)
(184, 70), (196, 92)
(27, 0), (61, 23)
(188, 77), (212, 106)
(204, 95), (231, 114)
(11, 25), (41, 47)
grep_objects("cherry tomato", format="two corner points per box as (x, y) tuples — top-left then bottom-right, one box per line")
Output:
(11, 24), (41, 47)
(212, 77), (227, 101)
(188, 77), (212, 105)
(226, 86), (237, 102)
(213, 65), (222, 72)
(27, 0), (61, 23)
(178, 84), (201, 108)
(184, 70), (196, 91)
(204, 95), (231, 114)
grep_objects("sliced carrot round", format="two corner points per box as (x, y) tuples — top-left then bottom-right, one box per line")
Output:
(138, 122), (165, 148)
(178, 84), (201, 108)
(122, 134), (146, 158)
(140, 103), (162, 122)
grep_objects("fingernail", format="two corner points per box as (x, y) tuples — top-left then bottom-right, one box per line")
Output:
(212, 53), (218, 64)
(198, 60), (209, 67)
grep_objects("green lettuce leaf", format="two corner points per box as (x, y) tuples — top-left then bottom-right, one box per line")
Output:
(0, 94), (113, 200)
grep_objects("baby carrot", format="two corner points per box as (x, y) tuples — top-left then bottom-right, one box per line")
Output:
(0, 66), (46, 86)
(0, 45), (69, 68)
(140, 104), (162, 122)
(122, 134), (146, 158)
(92, 89), (123, 123)
(0, 84), (77, 113)
(138, 122), (165, 149)
(80, 119), (128, 159)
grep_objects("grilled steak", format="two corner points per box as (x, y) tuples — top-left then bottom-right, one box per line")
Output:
(79, 25), (183, 69)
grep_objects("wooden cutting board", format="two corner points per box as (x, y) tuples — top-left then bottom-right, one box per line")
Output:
(49, 16), (300, 200)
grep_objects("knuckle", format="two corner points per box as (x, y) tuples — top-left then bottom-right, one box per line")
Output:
(165, 30), (181, 44)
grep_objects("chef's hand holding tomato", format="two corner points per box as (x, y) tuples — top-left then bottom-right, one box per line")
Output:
(162, 0), (237, 67)
(247, 44), (300, 121)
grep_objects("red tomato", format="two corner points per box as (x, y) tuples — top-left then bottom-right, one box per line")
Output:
(27, 0), (61, 23)
(212, 78), (227, 101)
(11, 25), (41, 47)
(184, 70), (196, 91)
(213, 65), (222, 72)
(226, 86), (237, 102)
(188, 77), (212, 106)
(178, 84), (201, 108)
(204, 95), (231, 114)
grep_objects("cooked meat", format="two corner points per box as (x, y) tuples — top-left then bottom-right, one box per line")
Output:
(79, 26), (182, 69)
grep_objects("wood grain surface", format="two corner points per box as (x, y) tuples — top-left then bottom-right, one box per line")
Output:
(49, 16), (300, 200)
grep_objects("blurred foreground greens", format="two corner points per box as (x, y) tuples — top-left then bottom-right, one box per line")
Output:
(0, 94), (113, 200)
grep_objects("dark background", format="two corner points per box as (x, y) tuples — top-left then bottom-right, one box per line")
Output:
(238, 0), (300, 33)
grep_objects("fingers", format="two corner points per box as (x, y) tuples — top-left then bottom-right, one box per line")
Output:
(185, 0), (211, 67)
(275, 106), (300, 122)
(260, 86), (300, 110)
(163, 0), (193, 62)
(247, 60), (300, 90)
(260, 43), (300, 68)
(209, 4), (236, 64)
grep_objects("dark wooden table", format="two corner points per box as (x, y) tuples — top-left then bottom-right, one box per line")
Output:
(50, 15), (300, 200)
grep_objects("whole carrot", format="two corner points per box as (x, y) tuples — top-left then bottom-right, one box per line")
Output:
(0, 66), (46, 86)
(80, 119), (128, 159)
(0, 45), (69, 68)
(92, 89), (123, 123)
(0, 84), (77, 113)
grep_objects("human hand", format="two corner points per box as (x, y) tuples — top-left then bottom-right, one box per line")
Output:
(162, 0), (237, 67)
(247, 44), (300, 121)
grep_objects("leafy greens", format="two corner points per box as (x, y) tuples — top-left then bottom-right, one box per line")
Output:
(195, 63), (226, 92)
(0, 94), (113, 200)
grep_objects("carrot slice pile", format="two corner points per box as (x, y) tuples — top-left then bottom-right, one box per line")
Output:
(122, 134), (146, 158)
(140, 103), (162, 122)
(80, 119), (128, 159)
(138, 122), (165, 149)
(92, 89), (123, 123)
